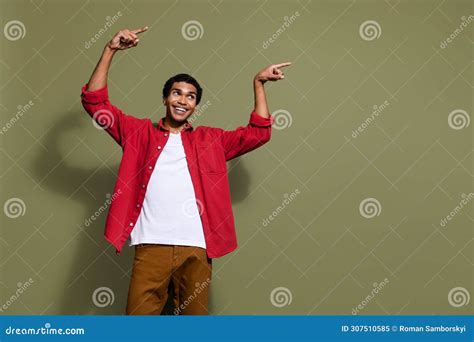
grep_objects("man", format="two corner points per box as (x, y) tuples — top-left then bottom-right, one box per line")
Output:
(80, 26), (291, 315)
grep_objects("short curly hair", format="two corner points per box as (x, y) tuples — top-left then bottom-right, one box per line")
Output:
(162, 73), (203, 105)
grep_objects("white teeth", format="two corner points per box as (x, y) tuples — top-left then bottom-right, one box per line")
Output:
(174, 106), (186, 113)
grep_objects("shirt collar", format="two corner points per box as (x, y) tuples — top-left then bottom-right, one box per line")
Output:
(157, 117), (193, 132)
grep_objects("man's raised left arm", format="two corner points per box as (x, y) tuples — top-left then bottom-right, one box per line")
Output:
(221, 62), (292, 161)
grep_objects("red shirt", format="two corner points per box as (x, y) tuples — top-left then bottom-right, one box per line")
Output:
(80, 83), (274, 258)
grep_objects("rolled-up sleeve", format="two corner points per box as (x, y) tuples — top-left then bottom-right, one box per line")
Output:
(221, 110), (274, 161)
(81, 83), (136, 147)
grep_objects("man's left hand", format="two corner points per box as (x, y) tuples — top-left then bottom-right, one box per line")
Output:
(254, 62), (292, 83)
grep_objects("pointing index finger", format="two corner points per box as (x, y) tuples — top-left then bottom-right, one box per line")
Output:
(131, 26), (149, 34)
(275, 62), (292, 68)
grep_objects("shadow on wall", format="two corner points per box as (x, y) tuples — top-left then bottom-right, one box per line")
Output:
(31, 110), (251, 315)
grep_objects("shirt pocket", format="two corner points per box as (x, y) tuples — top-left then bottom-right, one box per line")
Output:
(196, 143), (227, 174)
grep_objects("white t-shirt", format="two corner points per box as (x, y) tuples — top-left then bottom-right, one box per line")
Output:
(128, 131), (206, 249)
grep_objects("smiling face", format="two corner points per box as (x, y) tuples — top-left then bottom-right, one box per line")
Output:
(163, 81), (197, 124)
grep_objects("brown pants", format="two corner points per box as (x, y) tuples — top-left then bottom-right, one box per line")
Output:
(126, 244), (212, 315)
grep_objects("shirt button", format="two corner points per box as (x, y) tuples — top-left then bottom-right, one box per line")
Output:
(157, 146), (162, 150)
(148, 166), (152, 170)
(129, 222), (133, 227)
(136, 204), (140, 208)
(141, 184), (146, 188)
(164, 133), (168, 137)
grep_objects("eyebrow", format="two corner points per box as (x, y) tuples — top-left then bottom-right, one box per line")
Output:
(171, 88), (196, 95)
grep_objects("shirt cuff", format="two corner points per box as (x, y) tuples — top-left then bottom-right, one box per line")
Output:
(249, 110), (274, 127)
(81, 83), (109, 104)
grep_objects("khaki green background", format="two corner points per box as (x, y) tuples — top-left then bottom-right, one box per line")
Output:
(0, 0), (472, 315)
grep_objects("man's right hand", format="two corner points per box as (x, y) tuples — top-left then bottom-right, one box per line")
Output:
(107, 26), (148, 50)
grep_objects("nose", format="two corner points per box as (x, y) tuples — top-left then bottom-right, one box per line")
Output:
(178, 95), (187, 105)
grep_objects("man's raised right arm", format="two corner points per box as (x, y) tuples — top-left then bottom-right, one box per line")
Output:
(80, 27), (148, 147)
